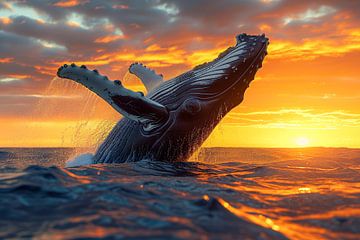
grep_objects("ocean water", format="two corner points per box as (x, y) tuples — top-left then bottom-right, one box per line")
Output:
(0, 147), (359, 239)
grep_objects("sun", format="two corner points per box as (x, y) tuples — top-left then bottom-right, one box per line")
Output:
(295, 137), (310, 147)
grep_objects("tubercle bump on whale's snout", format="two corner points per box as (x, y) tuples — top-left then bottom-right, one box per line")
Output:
(235, 33), (269, 59)
(236, 33), (270, 47)
(57, 63), (72, 78)
(56, 64), (67, 77)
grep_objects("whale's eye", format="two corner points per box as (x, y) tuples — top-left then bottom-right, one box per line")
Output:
(183, 98), (201, 115)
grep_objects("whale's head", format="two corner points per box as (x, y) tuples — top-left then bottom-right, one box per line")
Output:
(150, 33), (269, 117)
(190, 33), (268, 109)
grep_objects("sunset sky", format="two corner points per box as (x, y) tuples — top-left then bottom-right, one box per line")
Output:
(0, 0), (359, 148)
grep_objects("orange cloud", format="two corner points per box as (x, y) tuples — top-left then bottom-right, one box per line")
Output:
(259, 24), (272, 32)
(226, 109), (360, 129)
(91, 43), (228, 72)
(145, 44), (165, 52)
(269, 28), (360, 60)
(0, 17), (12, 25)
(7, 74), (31, 79)
(95, 35), (124, 43)
(54, 0), (84, 7)
(0, 58), (13, 63)
(113, 4), (129, 9)
(34, 65), (59, 76)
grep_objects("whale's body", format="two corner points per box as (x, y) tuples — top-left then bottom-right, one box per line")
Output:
(58, 33), (269, 164)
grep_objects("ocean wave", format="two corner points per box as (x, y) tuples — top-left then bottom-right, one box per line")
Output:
(0, 148), (359, 239)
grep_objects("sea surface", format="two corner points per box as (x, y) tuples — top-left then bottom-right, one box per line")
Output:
(0, 147), (359, 239)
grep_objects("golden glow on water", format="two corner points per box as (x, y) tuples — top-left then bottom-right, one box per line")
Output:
(193, 147), (360, 239)
(208, 176), (360, 240)
(202, 194), (210, 201)
(217, 198), (283, 233)
(264, 217), (280, 231)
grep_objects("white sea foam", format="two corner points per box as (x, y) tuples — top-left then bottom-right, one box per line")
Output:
(65, 153), (94, 167)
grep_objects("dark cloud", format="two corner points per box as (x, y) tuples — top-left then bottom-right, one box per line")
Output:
(0, 15), (125, 54)
(0, 29), (65, 63)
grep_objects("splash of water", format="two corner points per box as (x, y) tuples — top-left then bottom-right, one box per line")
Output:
(30, 77), (109, 156)
(29, 70), (149, 162)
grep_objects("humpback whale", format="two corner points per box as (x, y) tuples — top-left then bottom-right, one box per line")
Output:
(57, 33), (269, 164)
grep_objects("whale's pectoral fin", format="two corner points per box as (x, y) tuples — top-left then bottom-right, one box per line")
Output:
(129, 63), (163, 92)
(57, 64), (168, 125)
